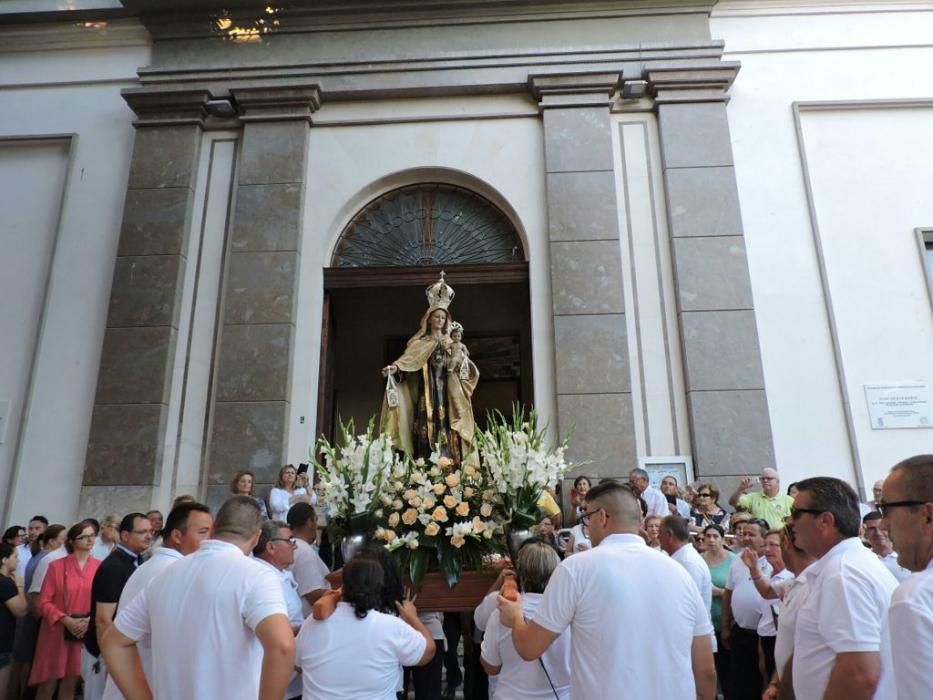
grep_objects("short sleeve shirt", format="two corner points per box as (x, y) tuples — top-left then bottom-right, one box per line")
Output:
(792, 538), (898, 700)
(887, 560), (933, 699)
(533, 533), (712, 699)
(296, 603), (426, 700)
(292, 539), (331, 617)
(726, 554), (772, 630)
(86, 546), (138, 657)
(736, 492), (793, 530)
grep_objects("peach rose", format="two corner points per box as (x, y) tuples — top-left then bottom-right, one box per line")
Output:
(450, 535), (466, 548)
(463, 486), (475, 498)
(456, 502), (470, 517)
(471, 517), (485, 532)
(433, 483), (446, 495)
(432, 506), (449, 523)
(402, 508), (418, 526)
(425, 522), (441, 537)
(422, 496), (436, 510)
(384, 529), (397, 542)
(408, 495), (423, 508)
(443, 495), (457, 509)
(480, 503), (493, 518)
(438, 456), (454, 469)
(445, 473), (460, 488)
(388, 512), (400, 528)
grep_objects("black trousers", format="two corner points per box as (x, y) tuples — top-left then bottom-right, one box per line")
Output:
(714, 630), (733, 700)
(729, 625), (763, 700)
(409, 639), (445, 700)
(761, 634), (776, 682)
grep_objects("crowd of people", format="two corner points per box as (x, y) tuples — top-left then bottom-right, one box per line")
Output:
(1, 455), (931, 700)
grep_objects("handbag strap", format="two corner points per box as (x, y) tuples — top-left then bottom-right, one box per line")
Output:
(524, 615), (560, 700)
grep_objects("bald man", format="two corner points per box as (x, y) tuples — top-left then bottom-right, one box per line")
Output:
(497, 480), (717, 699)
(729, 468), (793, 530)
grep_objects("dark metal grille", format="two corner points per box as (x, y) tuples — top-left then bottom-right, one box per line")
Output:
(332, 184), (523, 267)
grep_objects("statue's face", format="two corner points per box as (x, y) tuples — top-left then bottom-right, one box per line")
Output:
(429, 309), (447, 331)
(451, 329), (462, 342)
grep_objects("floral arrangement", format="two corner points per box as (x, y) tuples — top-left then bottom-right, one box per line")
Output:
(373, 449), (503, 589)
(475, 405), (574, 529)
(315, 418), (406, 540)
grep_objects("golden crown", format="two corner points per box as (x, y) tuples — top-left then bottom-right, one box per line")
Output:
(425, 271), (455, 310)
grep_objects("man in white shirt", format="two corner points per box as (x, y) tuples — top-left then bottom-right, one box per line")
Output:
(100, 501), (213, 700)
(722, 518), (771, 699)
(15, 516), (48, 578)
(286, 503), (330, 617)
(498, 480), (717, 699)
(254, 520), (305, 700)
(861, 511), (910, 582)
(661, 476), (691, 518)
(102, 496), (294, 700)
(660, 515), (712, 619)
(881, 454), (933, 700)
(791, 476), (898, 700)
(628, 468), (669, 518)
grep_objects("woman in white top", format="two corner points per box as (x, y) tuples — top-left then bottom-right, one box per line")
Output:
(268, 464), (314, 522)
(90, 516), (118, 561)
(480, 542), (572, 699)
(564, 521), (591, 557)
(295, 557), (436, 700)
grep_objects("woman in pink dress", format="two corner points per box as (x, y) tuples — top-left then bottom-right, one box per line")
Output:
(29, 520), (100, 700)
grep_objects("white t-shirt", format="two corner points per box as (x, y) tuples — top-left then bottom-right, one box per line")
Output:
(296, 602), (426, 700)
(725, 553), (772, 630)
(269, 487), (315, 522)
(887, 559), (933, 699)
(481, 592), (571, 700)
(567, 524), (591, 555)
(878, 552), (910, 583)
(641, 486), (670, 518)
(101, 547), (184, 700)
(773, 565), (812, 680)
(474, 590), (499, 632)
(114, 539), (287, 700)
(28, 546), (67, 594)
(757, 569), (794, 637)
(291, 538), (331, 617)
(671, 543), (712, 617)
(533, 533), (712, 699)
(793, 538), (898, 700)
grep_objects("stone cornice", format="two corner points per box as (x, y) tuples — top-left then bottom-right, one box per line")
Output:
(0, 17), (148, 53)
(645, 62), (740, 103)
(230, 86), (321, 122)
(122, 87), (211, 126)
(530, 71), (622, 109)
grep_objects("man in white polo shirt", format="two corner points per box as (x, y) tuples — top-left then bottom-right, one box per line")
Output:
(102, 496), (295, 700)
(286, 503), (331, 617)
(99, 501), (213, 700)
(498, 480), (717, 699)
(628, 468), (670, 518)
(881, 454), (933, 700)
(721, 518), (770, 699)
(660, 515), (713, 623)
(791, 476), (898, 700)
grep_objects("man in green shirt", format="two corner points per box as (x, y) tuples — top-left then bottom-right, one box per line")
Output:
(728, 468), (793, 530)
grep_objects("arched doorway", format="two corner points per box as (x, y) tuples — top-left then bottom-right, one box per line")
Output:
(318, 183), (532, 444)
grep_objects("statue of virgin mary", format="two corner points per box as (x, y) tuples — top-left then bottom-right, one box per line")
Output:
(380, 272), (479, 465)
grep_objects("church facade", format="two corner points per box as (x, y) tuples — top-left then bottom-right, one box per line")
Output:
(1, 0), (931, 523)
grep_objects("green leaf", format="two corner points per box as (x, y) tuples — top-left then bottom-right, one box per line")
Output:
(409, 548), (428, 592)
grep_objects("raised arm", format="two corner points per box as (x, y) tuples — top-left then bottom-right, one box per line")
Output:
(729, 477), (753, 508)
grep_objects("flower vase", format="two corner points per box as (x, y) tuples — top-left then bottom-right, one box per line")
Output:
(505, 525), (533, 563)
(340, 531), (369, 563)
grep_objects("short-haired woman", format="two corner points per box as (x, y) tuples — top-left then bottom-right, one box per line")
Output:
(29, 520), (101, 700)
(230, 469), (269, 519)
(480, 542), (572, 699)
(269, 464), (313, 522)
(295, 557), (435, 699)
(689, 484), (731, 533)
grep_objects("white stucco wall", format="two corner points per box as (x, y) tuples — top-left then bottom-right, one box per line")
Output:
(0, 22), (150, 524)
(712, 1), (933, 497)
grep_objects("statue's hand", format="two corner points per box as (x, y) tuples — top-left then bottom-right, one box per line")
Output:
(382, 365), (397, 377)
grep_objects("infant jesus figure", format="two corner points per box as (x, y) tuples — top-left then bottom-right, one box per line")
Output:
(447, 322), (472, 381)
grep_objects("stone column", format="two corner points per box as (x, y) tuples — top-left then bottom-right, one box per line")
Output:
(81, 90), (209, 515)
(532, 73), (636, 477)
(203, 87), (319, 504)
(648, 66), (776, 482)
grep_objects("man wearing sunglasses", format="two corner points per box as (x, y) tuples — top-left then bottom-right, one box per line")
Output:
(789, 477), (898, 700)
(880, 454), (933, 700)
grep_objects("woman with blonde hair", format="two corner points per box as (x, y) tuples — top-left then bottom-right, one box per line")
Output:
(29, 520), (101, 700)
(481, 542), (572, 699)
(269, 465), (313, 522)
(91, 515), (119, 561)
(230, 470), (269, 519)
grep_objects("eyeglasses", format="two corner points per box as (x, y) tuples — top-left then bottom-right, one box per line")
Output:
(876, 501), (926, 518)
(760, 477), (777, 482)
(270, 537), (298, 547)
(789, 507), (824, 520)
(580, 508), (603, 525)
(696, 493), (712, 499)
